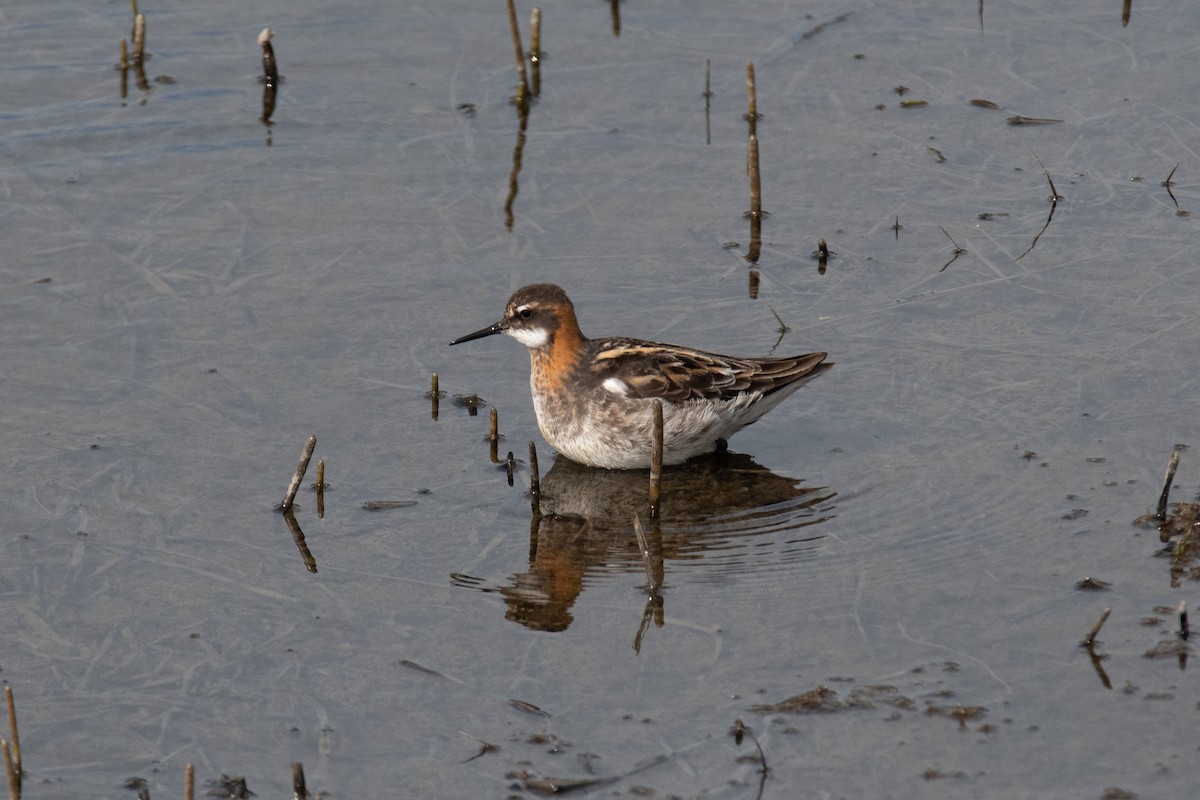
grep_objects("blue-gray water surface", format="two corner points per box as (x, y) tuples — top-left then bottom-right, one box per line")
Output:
(2, 1), (1199, 797)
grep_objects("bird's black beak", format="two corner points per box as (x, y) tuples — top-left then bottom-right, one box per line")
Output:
(449, 322), (505, 345)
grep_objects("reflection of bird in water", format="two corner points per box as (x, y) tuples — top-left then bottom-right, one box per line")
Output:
(449, 283), (832, 468)
(472, 452), (837, 632)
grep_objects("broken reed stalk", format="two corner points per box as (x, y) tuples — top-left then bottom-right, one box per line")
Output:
(745, 61), (758, 137)
(748, 134), (762, 218)
(1156, 450), (1181, 521)
(119, 38), (129, 70)
(315, 459), (325, 491)
(489, 407), (500, 462)
(430, 372), (440, 420)
(185, 763), (194, 800)
(2, 740), (16, 800)
(279, 435), (317, 512)
(133, 13), (146, 65)
(1180, 600), (1190, 641)
(4, 686), (19, 786)
(610, 0), (620, 37)
(504, 0), (530, 102)
(1082, 607), (1111, 648)
(292, 762), (309, 800)
(528, 441), (541, 517)
(259, 28), (278, 86)
(649, 400), (663, 517)
(746, 134), (762, 264)
(529, 8), (542, 97)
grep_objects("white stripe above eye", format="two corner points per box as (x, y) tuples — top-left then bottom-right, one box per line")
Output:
(509, 327), (549, 348)
(602, 377), (629, 396)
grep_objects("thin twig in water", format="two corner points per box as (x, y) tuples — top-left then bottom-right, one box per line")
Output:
(732, 719), (769, 800)
(938, 225), (966, 271)
(1162, 163), (1184, 213)
(1180, 600), (1189, 641)
(1016, 144), (1060, 261)
(1081, 607), (1111, 648)
(764, 302), (790, 334)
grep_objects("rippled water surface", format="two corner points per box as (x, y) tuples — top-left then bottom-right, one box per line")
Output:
(3, 1), (1200, 797)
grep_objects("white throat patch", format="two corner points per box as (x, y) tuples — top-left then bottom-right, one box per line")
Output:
(508, 326), (549, 348)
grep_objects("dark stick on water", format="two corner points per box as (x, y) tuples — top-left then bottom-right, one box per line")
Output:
(3, 685), (19, 796)
(505, 0), (530, 103)
(649, 400), (663, 517)
(746, 134), (762, 265)
(315, 459), (326, 519)
(279, 435), (317, 512)
(292, 762), (309, 800)
(506, 451), (515, 486)
(1180, 600), (1189, 641)
(489, 407), (500, 463)
(185, 763), (194, 800)
(1015, 144), (1059, 261)
(1156, 450), (1180, 521)
(259, 28), (278, 86)
(1081, 607), (1111, 648)
(704, 59), (712, 146)
(119, 39), (129, 99)
(430, 372), (440, 420)
(610, 0), (621, 37)
(731, 719), (769, 790)
(283, 508), (318, 573)
(1122, 0), (1131, 27)
(529, 7), (542, 97)
(528, 441), (541, 517)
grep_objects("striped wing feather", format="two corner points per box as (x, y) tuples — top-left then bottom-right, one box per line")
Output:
(591, 338), (829, 403)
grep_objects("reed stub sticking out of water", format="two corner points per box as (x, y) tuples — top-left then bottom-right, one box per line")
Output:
(745, 61), (758, 137)
(489, 407), (500, 463)
(1081, 607), (1111, 648)
(529, 8), (542, 97)
(292, 762), (309, 800)
(745, 134), (762, 265)
(528, 441), (541, 517)
(504, 0), (530, 104)
(1156, 450), (1181, 521)
(259, 28), (278, 125)
(1180, 600), (1190, 641)
(731, 718), (769, 793)
(610, 0), (621, 37)
(133, 13), (147, 65)
(649, 400), (663, 517)
(278, 435), (317, 512)
(428, 372), (441, 420)
(313, 459), (326, 519)
(185, 763), (194, 800)
(3, 685), (19, 799)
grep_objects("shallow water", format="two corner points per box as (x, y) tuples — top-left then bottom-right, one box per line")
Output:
(3, 0), (1200, 797)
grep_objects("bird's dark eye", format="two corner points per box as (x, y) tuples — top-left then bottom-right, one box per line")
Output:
(518, 308), (534, 319)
